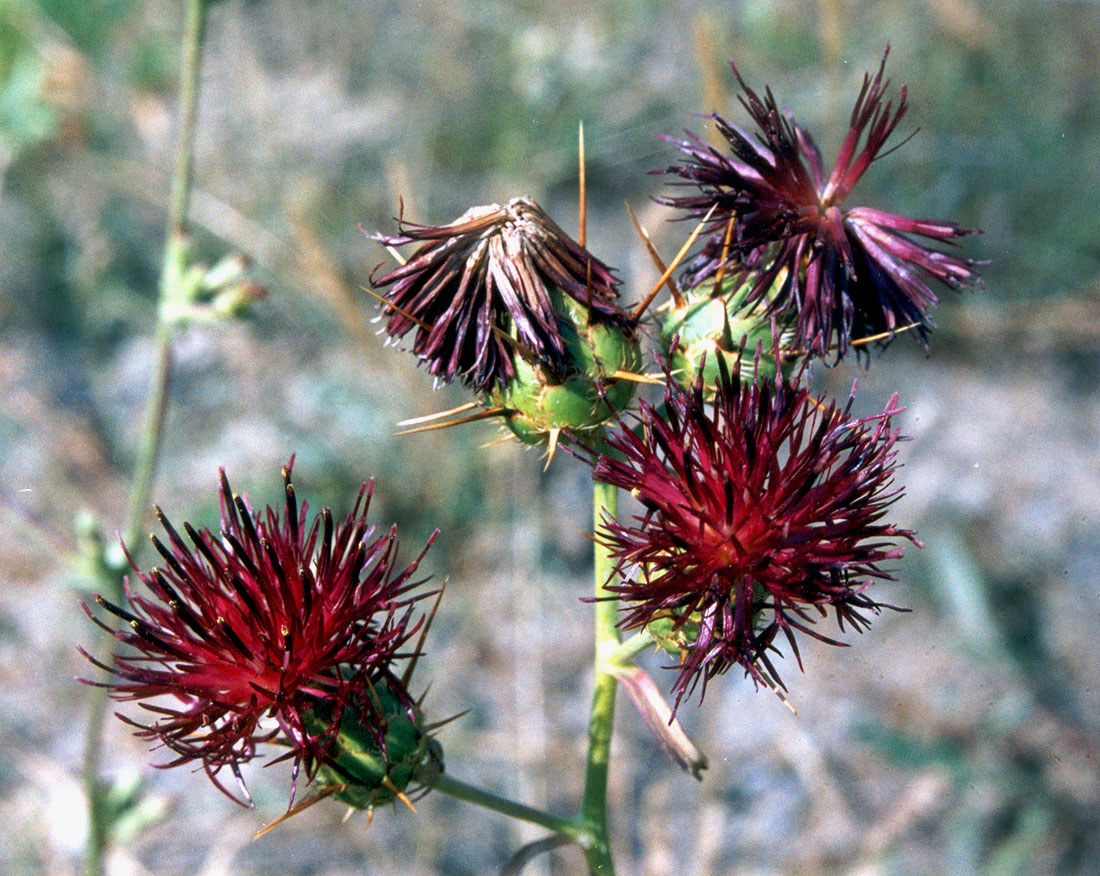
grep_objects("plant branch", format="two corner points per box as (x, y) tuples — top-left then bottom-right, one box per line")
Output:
(84, 3), (209, 875)
(581, 479), (621, 875)
(602, 630), (655, 669)
(427, 772), (591, 845)
(123, 0), (207, 549)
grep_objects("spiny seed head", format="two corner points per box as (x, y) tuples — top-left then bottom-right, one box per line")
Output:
(371, 197), (633, 391)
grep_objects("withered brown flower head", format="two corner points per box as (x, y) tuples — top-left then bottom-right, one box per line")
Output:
(371, 197), (631, 391)
(661, 48), (982, 359)
(591, 359), (917, 706)
(81, 463), (436, 805)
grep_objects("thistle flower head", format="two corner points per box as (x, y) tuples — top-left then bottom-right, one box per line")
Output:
(372, 197), (631, 390)
(82, 463), (438, 806)
(591, 359), (917, 705)
(661, 47), (982, 359)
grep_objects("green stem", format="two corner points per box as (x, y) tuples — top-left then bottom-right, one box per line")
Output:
(165, 0), (206, 241)
(123, 0), (207, 548)
(122, 325), (173, 552)
(603, 630), (654, 669)
(83, 3), (208, 875)
(80, 651), (115, 876)
(581, 479), (621, 875)
(427, 772), (590, 845)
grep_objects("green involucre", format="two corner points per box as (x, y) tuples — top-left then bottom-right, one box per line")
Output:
(304, 684), (443, 809)
(490, 293), (640, 445)
(659, 278), (794, 393)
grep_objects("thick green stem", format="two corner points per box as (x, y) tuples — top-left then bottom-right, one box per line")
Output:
(581, 479), (621, 875)
(427, 772), (590, 846)
(83, 3), (208, 875)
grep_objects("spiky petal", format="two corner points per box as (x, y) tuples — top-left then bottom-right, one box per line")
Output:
(590, 360), (917, 706)
(661, 47), (982, 358)
(81, 462), (436, 805)
(371, 197), (631, 390)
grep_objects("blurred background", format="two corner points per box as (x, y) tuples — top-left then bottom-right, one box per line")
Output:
(1, 0), (1098, 874)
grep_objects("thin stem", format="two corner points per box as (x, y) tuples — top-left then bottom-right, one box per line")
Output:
(603, 630), (655, 669)
(83, 3), (208, 875)
(80, 638), (116, 876)
(428, 773), (591, 846)
(581, 479), (621, 875)
(166, 0), (206, 241)
(124, 0), (207, 547)
(122, 325), (173, 552)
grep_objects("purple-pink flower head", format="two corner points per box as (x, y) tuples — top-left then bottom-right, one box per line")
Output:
(371, 197), (631, 391)
(81, 463), (437, 805)
(661, 47), (982, 359)
(591, 359), (917, 706)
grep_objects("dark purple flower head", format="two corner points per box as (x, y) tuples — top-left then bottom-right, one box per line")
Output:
(82, 463), (436, 805)
(371, 196), (631, 391)
(661, 47), (982, 359)
(592, 359), (917, 706)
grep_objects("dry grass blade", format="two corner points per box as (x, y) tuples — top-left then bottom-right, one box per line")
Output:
(693, 13), (726, 150)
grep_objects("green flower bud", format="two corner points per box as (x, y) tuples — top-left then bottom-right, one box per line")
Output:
(201, 252), (252, 293)
(489, 292), (640, 445)
(210, 281), (267, 319)
(160, 246), (265, 326)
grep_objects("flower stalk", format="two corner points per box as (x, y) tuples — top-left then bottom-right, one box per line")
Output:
(425, 772), (591, 845)
(601, 630), (655, 669)
(581, 478), (622, 875)
(123, 0), (207, 554)
(83, 2), (209, 874)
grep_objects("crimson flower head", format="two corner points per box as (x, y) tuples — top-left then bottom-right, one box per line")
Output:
(371, 197), (631, 391)
(661, 47), (982, 359)
(591, 360), (917, 706)
(82, 462), (437, 805)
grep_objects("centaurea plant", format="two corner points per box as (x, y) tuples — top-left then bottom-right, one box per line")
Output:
(77, 15), (980, 875)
